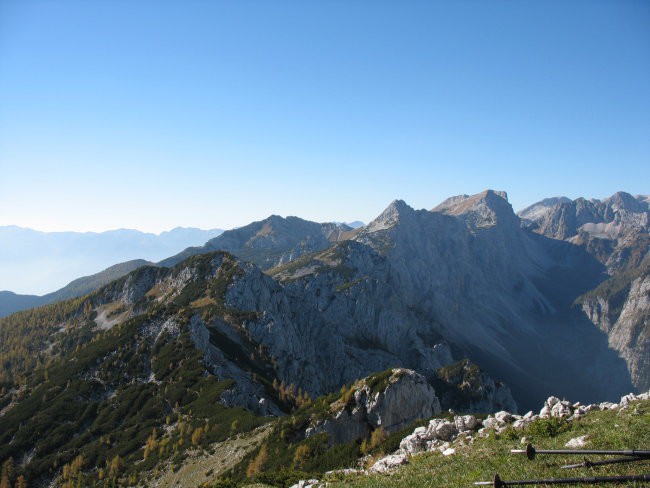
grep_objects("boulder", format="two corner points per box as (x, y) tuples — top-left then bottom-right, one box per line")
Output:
(370, 453), (409, 473)
(551, 401), (573, 418)
(427, 419), (457, 441)
(454, 414), (479, 432)
(565, 435), (590, 448)
(495, 411), (514, 424)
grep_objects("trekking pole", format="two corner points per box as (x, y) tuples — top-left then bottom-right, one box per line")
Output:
(562, 456), (649, 469)
(511, 444), (650, 460)
(474, 473), (650, 487)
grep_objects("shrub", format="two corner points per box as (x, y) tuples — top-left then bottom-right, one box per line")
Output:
(525, 417), (571, 438)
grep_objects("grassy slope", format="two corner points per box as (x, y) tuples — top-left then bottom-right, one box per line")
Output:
(329, 400), (650, 488)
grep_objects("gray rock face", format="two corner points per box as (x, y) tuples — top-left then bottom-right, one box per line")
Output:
(307, 369), (441, 445)
(581, 270), (650, 391)
(189, 315), (282, 416)
(160, 215), (353, 270)
(361, 369), (442, 432)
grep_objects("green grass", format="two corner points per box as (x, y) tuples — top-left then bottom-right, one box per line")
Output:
(326, 400), (650, 488)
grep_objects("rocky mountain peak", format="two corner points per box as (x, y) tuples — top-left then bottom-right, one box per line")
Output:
(364, 199), (415, 233)
(432, 189), (517, 230)
(604, 191), (647, 214)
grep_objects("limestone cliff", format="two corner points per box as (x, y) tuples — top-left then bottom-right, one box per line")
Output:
(579, 264), (650, 391)
(304, 369), (442, 445)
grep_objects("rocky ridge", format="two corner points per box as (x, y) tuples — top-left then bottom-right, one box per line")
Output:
(160, 216), (354, 270)
(289, 390), (650, 487)
(518, 191), (649, 273)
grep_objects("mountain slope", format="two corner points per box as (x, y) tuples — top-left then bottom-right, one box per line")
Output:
(0, 259), (153, 318)
(159, 215), (354, 270)
(577, 257), (650, 391)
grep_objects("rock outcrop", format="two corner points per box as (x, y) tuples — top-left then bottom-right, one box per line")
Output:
(305, 369), (441, 445)
(373, 389), (650, 474)
(290, 390), (650, 487)
(434, 359), (517, 413)
(579, 266), (650, 391)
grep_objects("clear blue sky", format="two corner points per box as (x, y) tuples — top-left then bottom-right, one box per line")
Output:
(1, 0), (648, 233)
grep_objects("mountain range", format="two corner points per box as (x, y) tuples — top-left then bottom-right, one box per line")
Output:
(0, 226), (224, 296)
(0, 189), (648, 487)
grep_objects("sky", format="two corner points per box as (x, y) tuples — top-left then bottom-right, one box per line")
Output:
(1, 0), (649, 233)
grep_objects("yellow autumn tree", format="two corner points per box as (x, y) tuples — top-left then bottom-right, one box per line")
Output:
(246, 444), (268, 477)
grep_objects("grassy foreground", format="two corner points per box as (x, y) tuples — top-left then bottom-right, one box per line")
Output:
(324, 399), (650, 488)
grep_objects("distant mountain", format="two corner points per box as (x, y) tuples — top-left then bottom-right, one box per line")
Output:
(159, 215), (355, 269)
(0, 259), (153, 317)
(518, 191), (649, 272)
(346, 220), (365, 229)
(0, 226), (223, 295)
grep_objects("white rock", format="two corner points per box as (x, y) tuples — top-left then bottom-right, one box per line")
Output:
(455, 414), (479, 432)
(399, 430), (431, 455)
(551, 401), (573, 418)
(289, 480), (321, 488)
(482, 417), (498, 429)
(325, 468), (365, 476)
(546, 396), (561, 407)
(426, 439), (441, 451)
(565, 435), (590, 448)
(370, 453), (409, 473)
(442, 448), (456, 456)
(413, 426), (427, 436)
(495, 411), (514, 424)
(620, 393), (638, 406)
(512, 419), (529, 430)
(599, 402), (619, 410)
(539, 405), (552, 418)
(431, 419), (457, 441)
